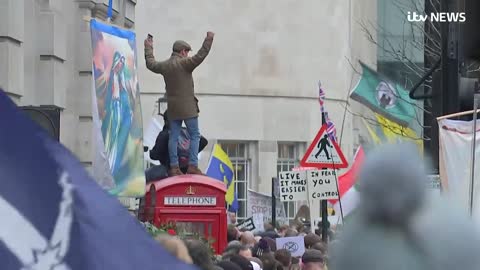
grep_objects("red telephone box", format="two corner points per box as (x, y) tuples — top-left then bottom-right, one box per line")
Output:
(139, 175), (227, 254)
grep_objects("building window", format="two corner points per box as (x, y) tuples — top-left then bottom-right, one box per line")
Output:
(277, 143), (301, 224)
(219, 142), (250, 222)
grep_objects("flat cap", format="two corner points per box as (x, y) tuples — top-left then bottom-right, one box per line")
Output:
(302, 249), (324, 264)
(172, 40), (192, 52)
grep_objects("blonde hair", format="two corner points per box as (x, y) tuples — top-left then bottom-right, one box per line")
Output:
(155, 234), (193, 264)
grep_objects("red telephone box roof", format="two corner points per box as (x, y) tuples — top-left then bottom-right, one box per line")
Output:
(147, 175), (227, 193)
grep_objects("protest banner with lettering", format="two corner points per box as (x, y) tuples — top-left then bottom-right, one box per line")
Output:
(247, 190), (287, 225)
(275, 236), (306, 257)
(306, 169), (339, 200)
(236, 217), (256, 231)
(279, 171), (308, 202)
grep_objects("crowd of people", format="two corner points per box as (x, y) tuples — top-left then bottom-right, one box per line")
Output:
(154, 219), (336, 270)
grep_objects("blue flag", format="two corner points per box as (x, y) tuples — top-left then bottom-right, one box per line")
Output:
(0, 89), (198, 269)
(206, 144), (238, 212)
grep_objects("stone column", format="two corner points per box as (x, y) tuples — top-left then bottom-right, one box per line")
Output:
(36, 0), (67, 108)
(0, 0), (25, 103)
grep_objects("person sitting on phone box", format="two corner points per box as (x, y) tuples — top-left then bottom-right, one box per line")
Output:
(144, 32), (214, 176)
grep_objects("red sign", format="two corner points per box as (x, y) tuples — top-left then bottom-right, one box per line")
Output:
(300, 124), (348, 169)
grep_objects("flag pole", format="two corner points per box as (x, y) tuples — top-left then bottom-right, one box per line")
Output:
(469, 94), (479, 216)
(320, 112), (329, 242)
(107, 0), (113, 23)
(271, 177), (276, 228)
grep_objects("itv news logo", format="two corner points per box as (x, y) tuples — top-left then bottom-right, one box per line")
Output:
(407, 12), (466, 22)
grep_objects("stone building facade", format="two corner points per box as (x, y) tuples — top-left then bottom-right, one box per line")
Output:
(1, 0), (377, 222)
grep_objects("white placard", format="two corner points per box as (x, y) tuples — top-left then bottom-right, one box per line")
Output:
(164, 196), (216, 206)
(247, 190), (288, 226)
(279, 171), (308, 202)
(307, 169), (338, 200)
(252, 213), (264, 232)
(275, 236), (306, 257)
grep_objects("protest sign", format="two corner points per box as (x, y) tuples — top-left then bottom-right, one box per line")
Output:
(307, 169), (338, 200)
(275, 236), (306, 257)
(279, 171), (308, 201)
(236, 217), (256, 231)
(247, 190), (287, 225)
(252, 213), (264, 232)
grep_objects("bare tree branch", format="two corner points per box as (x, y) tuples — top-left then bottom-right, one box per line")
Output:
(341, 101), (429, 141)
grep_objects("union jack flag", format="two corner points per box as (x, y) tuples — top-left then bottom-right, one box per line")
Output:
(318, 81), (326, 112)
(325, 112), (337, 142)
(318, 82), (337, 142)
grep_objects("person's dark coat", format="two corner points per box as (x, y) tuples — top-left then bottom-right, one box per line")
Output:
(149, 125), (208, 168)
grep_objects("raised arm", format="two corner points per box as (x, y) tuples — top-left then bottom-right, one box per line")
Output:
(180, 32), (214, 72)
(144, 37), (165, 74)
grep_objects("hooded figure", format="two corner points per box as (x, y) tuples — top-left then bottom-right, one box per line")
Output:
(148, 109), (208, 175)
(329, 143), (480, 270)
(102, 52), (133, 181)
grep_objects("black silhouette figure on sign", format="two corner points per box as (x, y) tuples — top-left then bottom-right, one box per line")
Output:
(315, 135), (332, 160)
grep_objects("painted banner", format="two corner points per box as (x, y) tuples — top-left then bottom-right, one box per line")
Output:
(90, 19), (145, 197)
(438, 118), (480, 218)
(247, 189), (288, 226)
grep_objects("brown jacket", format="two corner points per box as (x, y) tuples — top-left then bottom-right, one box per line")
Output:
(145, 37), (213, 121)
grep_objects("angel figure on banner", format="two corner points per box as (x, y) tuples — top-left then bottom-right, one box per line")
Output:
(101, 51), (134, 175)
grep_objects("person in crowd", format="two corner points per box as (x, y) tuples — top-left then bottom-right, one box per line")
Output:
(227, 224), (240, 242)
(262, 237), (277, 252)
(217, 261), (242, 270)
(284, 229), (298, 237)
(240, 231), (256, 248)
(311, 242), (327, 256)
(314, 222), (335, 242)
(250, 260), (262, 270)
(301, 250), (325, 270)
(222, 241), (243, 260)
(144, 31), (214, 176)
(274, 249), (292, 270)
(238, 245), (253, 259)
(252, 238), (271, 258)
(277, 225), (290, 237)
(304, 233), (322, 249)
(154, 234), (193, 264)
(249, 257), (263, 270)
(184, 239), (216, 270)
(260, 253), (283, 270)
(261, 222), (279, 238)
(149, 109), (208, 175)
(289, 258), (301, 270)
(228, 212), (238, 225)
(230, 254), (254, 270)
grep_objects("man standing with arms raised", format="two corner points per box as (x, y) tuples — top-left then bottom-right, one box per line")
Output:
(144, 32), (214, 176)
